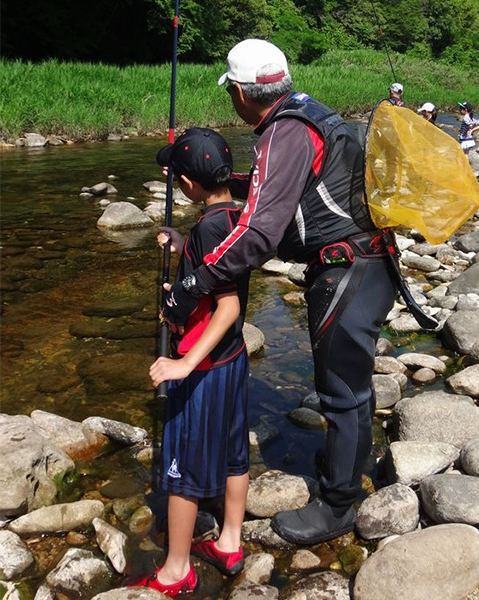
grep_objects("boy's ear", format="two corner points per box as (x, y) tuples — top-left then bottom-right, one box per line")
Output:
(179, 174), (194, 191)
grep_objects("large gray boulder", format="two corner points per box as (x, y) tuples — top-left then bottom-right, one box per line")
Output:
(0, 530), (35, 580)
(228, 580), (278, 600)
(442, 310), (479, 355)
(393, 393), (479, 448)
(246, 471), (310, 518)
(420, 474), (479, 524)
(447, 364), (479, 397)
(385, 441), (459, 486)
(279, 571), (351, 600)
(0, 414), (74, 519)
(31, 410), (108, 460)
(46, 548), (112, 599)
(356, 483), (420, 540)
(354, 524), (479, 600)
(447, 263), (479, 295)
(9, 500), (104, 534)
(97, 202), (154, 230)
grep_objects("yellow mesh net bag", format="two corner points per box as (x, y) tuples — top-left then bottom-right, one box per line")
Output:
(365, 100), (479, 244)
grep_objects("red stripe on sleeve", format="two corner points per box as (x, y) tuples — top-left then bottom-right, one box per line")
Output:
(307, 124), (324, 176)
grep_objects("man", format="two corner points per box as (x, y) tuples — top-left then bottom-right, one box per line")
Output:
(389, 82), (404, 106)
(163, 38), (397, 544)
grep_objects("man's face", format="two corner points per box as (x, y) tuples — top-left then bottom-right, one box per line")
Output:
(227, 81), (256, 125)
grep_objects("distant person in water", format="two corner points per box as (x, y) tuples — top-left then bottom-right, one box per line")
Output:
(389, 83), (404, 106)
(417, 102), (438, 124)
(458, 101), (479, 153)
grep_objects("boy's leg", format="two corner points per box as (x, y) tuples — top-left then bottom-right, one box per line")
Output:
(159, 494), (198, 584)
(216, 473), (249, 552)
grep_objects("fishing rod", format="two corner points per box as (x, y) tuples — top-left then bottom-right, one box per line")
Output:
(369, 0), (398, 83)
(157, 0), (180, 399)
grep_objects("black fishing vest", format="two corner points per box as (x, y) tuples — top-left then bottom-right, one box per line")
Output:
(272, 93), (374, 262)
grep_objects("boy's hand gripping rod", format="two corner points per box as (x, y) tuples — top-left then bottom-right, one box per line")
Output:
(157, 0), (180, 399)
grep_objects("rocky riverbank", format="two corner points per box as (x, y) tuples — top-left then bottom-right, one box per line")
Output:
(2, 210), (479, 599)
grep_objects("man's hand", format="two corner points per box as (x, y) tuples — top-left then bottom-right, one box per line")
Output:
(163, 282), (200, 331)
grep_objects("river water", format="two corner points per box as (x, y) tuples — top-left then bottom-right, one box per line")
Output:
(0, 123), (460, 595)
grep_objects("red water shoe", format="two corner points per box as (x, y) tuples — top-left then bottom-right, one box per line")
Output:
(126, 564), (198, 596)
(191, 539), (244, 575)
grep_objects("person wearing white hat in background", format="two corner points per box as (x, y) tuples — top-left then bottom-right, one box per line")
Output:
(389, 82), (404, 106)
(417, 102), (438, 125)
(162, 38), (398, 546)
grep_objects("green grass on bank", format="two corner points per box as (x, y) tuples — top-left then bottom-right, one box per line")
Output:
(1, 49), (479, 141)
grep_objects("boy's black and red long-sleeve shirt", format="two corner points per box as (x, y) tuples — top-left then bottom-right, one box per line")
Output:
(171, 201), (250, 370)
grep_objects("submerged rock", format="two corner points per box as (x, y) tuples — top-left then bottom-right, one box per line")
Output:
(287, 407), (326, 430)
(0, 414), (74, 519)
(354, 524), (479, 600)
(385, 441), (459, 486)
(420, 474), (479, 525)
(356, 483), (420, 540)
(77, 354), (152, 394)
(97, 202), (154, 230)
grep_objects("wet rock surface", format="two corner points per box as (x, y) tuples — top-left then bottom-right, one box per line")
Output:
(279, 570), (351, 600)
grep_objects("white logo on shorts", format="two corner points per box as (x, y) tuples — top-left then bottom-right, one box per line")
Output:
(167, 458), (181, 478)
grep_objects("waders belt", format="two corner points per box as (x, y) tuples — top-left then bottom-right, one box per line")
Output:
(307, 229), (439, 331)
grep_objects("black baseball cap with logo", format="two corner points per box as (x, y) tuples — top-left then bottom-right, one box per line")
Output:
(156, 127), (233, 189)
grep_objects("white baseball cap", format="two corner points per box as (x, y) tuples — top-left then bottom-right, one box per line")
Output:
(218, 39), (289, 86)
(390, 83), (403, 93)
(417, 102), (435, 113)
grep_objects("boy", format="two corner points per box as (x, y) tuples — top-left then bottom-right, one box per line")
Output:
(128, 128), (250, 596)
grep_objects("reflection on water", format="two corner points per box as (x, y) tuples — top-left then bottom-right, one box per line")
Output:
(1, 129), (455, 481)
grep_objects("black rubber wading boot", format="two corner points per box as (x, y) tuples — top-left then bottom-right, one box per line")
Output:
(271, 498), (356, 545)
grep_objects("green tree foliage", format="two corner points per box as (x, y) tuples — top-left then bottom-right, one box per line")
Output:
(1, 0), (478, 67)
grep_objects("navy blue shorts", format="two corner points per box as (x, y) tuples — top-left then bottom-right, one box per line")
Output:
(159, 350), (249, 499)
